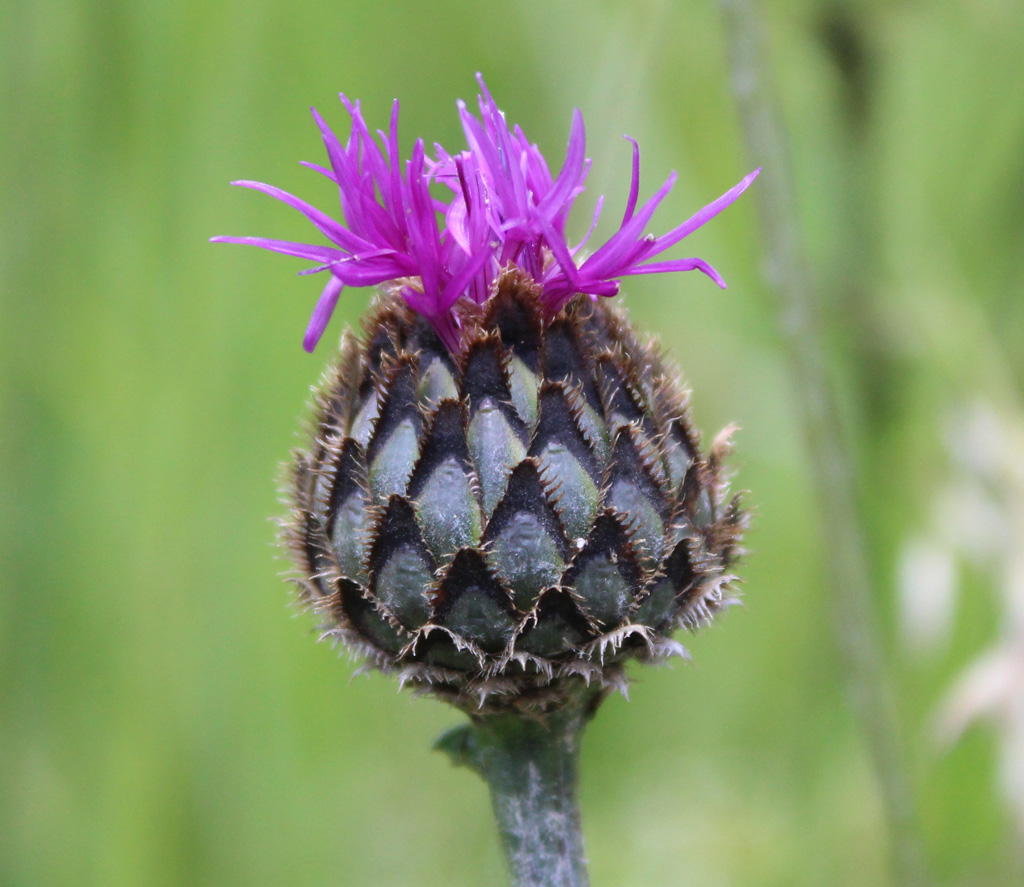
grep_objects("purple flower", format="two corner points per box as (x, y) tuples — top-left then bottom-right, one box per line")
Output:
(212, 74), (759, 353)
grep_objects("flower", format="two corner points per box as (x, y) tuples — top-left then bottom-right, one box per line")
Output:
(212, 74), (759, 353)
(216, 76), (756, 713)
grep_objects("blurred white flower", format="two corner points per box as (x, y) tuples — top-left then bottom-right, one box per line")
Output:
(897, 536), (956, 655)
(897, 399), (1024, 837)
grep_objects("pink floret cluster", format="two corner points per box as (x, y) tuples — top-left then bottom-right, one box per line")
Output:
(213, 74), (759, 353)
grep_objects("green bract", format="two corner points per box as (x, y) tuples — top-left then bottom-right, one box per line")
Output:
(289, 271), (744, 712)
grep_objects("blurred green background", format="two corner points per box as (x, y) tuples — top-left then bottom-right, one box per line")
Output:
(3, 0), (1023, 884)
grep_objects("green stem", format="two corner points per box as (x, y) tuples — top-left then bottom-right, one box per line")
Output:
(717, 2), (927, 884)
(438, 696), (596, 887)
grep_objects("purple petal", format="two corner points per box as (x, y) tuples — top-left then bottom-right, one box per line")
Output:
(229, 180), (370, 253)
(210, 235), (346, 263)
(536, 109), (586, 225)
(535, 212), (580, 288)
(621, 136), (640, 225)
(576, 172), (676, 278)
(623, 257), (727, 288)
(650, 167), (761, 253)
(300, 161), (337, 182)
(303, 275), (344, 352)
(440, 238), (494, 309)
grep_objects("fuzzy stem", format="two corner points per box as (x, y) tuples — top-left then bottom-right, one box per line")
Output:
(718, 1), (927, 884)
(438, 696), (596, 887)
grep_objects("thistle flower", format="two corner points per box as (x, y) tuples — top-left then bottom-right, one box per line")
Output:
(215, 76), (757, 887)
(214, 76), (756, 715)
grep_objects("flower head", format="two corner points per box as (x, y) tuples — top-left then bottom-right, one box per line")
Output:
(220, 79), (755, 713)
(213, 74), (759, 353)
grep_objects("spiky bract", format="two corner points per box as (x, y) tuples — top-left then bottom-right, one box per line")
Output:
(288, 271), (744, 713)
